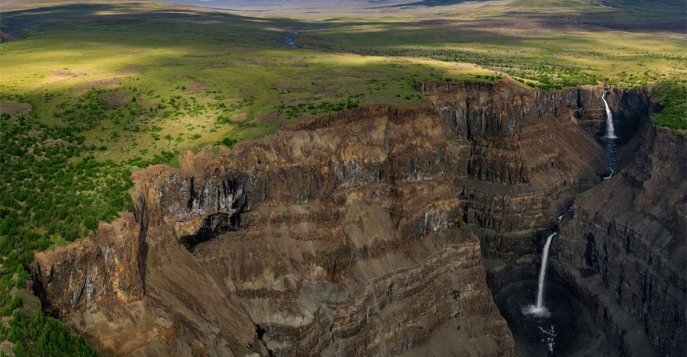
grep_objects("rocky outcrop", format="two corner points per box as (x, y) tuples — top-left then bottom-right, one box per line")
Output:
(31, 80), (678, 356)
(555, 125), (687, 357)
(33, 93), (527, 356)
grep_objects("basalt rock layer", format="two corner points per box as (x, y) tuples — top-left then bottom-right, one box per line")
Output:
(416, 81), (616, 260)
(555, 125), (687, 357)
(30, 80), (676, 356)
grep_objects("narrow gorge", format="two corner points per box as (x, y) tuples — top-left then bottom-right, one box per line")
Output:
(30, 80), (686, 356)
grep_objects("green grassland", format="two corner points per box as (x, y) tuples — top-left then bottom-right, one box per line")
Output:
(0, 0), (685, 353)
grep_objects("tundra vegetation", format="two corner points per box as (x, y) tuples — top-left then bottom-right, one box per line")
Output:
(0, 0), (685, 353)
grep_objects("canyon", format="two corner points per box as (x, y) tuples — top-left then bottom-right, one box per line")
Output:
(31, 80), (685, 356)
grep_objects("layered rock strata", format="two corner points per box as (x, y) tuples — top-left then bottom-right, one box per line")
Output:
(556, 125), (687, 357)
(416, 81), (610, 260)
(31, 80), (673, 356)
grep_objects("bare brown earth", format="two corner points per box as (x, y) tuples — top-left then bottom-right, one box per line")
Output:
(0, 101), (31, 116)
(0, 31), (15, 42)
(185, 79), (209, 93)
(76, 78), (120, 90)
(100, 90), (132, 106)
(53, 69), (86, 78)
(117, 64), (147, 74)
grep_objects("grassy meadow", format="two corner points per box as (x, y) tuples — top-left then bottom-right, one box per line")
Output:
(0, 0), (685, 353)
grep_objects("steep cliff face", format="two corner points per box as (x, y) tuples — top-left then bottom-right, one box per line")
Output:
(30, 80), (678, 356)
(416, 81), (609, 260)
(555, 125), (687, 357)
(33, 98), (526, 356)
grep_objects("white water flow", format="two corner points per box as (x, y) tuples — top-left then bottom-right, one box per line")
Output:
(523, 232), (558, 317)
(603, 169), (615, 180)
(602, 91), (617, 139)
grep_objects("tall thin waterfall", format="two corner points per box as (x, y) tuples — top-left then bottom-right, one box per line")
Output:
(523, 232), (558, 317)
(602, 91), (617, 139)
(602, 90), (618, 174)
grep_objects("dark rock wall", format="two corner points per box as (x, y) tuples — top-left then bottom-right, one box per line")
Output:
(418, 81), (606, 260)
(556, 125), (687, 357)
(421, 81), (686, 356)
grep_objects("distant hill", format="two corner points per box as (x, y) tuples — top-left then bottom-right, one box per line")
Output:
(160, 0), (493, 11)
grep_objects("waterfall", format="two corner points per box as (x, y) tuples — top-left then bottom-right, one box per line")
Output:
(602, 90), (618, 173)
(523, 232), (558, 317)
(601, 91), (617, 139)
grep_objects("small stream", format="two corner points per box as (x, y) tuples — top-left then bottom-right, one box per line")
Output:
(281, 29), (301, 49)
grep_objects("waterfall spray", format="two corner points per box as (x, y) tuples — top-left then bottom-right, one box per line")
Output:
(601, 90), (617, 140)
(523, 232), (558, 317)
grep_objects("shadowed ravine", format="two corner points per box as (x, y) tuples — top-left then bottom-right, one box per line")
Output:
(30, 81), (685, 356)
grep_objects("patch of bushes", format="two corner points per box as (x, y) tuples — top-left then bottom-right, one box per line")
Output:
(347, 47), (600, 89)
(0, 113), (145, 354)
(0, 311), (95, 357)
(54, 88), (154, 132)
(475, 74), (502, 81)
(652, 82), (687, 130)
(220, 137), (238, 147)
(277, 95), (361, 120)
